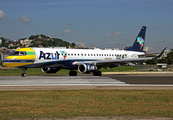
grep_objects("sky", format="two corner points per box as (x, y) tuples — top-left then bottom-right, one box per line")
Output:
(0, 0), (173, 53)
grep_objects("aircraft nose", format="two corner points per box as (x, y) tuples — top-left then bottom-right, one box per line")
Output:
(2, 56), (17, 67)
(5, 56), (17, 60)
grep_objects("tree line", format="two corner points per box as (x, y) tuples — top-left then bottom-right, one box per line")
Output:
(1, 34), (76, 49)
(27, 34), (75, 48)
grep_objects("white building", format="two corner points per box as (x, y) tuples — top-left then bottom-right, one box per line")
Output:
(20, 39), (32, 46)
(163, 50), (170, 58)
(143, 47), (149, 53)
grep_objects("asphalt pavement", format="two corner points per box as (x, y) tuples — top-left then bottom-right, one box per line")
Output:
(0, 73), (173, 91)
(103, 73), (173, 84)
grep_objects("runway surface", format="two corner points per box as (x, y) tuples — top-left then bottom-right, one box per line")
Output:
(104, 73), (173, 84)
(0, 73), (173, 90)
(0, 76), (126, 86)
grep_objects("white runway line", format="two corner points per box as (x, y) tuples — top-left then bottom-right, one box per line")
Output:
(0, 76), (127, 86)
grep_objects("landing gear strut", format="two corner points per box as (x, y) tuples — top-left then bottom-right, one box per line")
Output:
(93, 71), (102, 76)
(69, 71), (77, 76)
(21, 68), (27, 77)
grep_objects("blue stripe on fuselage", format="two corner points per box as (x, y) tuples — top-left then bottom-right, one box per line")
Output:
(14, 59), (98, 68)
(3, 60), (35, 63)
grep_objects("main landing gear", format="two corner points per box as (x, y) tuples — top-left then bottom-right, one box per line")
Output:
(69, 71), (77, 76)
(21, 68), (27, 77)
(93, 71), (102, 76)
(69, 70), (102, 76)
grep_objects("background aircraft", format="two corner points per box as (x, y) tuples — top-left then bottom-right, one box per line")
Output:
(3, 26), (165, 77)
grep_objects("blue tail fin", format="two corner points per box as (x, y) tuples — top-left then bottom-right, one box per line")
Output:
(126, 26), (146, 52)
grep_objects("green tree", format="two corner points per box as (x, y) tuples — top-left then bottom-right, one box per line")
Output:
(166, 49), (173, 64)
(29, 35), (40, 40)
(70, 43), (76, 48)
(145, 58), (157, 65)
(19, 38), (27, 40)
(0, 37), (8, 48)
(42, 40), (48, 47)
(48, 40), (54, 46)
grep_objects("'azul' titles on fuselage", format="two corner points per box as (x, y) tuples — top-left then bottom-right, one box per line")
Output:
(39, 51), (60, 60)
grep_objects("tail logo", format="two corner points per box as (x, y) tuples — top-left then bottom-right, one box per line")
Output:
(137, 36), (144, 50)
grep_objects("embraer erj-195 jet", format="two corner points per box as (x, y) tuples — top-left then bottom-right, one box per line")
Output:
(3, 26), (166, 77)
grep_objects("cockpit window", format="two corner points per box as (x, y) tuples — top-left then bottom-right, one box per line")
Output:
(10, 51), (26, 56)
(19, 51), (25, 55)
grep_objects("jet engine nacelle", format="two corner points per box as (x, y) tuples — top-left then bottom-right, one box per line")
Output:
(41, 67), (59, 73)
(78, 63), (97, 73)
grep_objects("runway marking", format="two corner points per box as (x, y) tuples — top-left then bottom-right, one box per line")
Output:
(1, 76), (173, 88)
(0, 76), (127, 87)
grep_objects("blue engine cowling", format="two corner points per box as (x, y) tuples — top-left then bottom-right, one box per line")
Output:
(78, 63), (97, 73)
(41, 67), (59, 73)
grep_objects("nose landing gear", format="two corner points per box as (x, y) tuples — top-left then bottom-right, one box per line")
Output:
(21, 68), (27, 77)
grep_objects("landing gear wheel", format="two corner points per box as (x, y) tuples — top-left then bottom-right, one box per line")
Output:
(21, 73), (27, 77)
(93, 71), (102, 76)
(69, 71), (77, 76)
(21, 68), (27, 77)
(97, 71), (102, 76)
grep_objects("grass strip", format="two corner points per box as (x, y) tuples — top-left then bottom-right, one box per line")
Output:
(0, 90), (173, 119)
(0, 66), (136, 76)
(0, 68), (69, 76)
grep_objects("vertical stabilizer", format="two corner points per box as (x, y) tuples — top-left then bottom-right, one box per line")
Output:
(126, 26), (146, 52)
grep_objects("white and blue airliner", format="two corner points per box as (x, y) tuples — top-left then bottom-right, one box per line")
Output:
(3, 26), (166, 77)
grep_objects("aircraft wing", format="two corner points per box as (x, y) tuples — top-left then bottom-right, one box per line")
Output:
(73, 47), (166, 67)
(73, 57), (153, 66)
(95, 57), (153, 65)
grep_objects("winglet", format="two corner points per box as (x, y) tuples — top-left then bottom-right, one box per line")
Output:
(156, 47), (167, 59)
